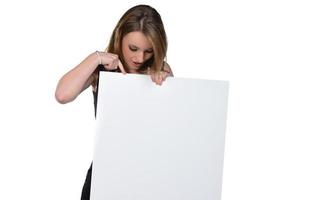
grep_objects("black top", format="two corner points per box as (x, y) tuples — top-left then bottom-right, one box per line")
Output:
(92, 65), (120, 117)
(92, 65), (104, 117)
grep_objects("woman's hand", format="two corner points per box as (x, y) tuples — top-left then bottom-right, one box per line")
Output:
(96, 51), (126, 74)
(148, 67), (173, 86)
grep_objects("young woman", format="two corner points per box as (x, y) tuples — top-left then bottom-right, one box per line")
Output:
(55, 5), (173, 200)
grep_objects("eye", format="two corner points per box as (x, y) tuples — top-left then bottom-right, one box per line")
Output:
(129, 46), (138, 52)
(145, 49), (154, 54)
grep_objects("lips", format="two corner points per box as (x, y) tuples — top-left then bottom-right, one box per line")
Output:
(132, 61), (142, 67)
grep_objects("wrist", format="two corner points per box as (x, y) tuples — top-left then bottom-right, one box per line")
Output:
(95, 51), (102, 66)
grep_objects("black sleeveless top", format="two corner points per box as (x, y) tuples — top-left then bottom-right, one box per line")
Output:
(92, 77), (99, 117)
(92, 65), (118, 117)
(81, 65), (112, 200)
(82, 64), (150, 200)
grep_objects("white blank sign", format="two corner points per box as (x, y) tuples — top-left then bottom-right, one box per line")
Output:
(91, 72), (229, 200)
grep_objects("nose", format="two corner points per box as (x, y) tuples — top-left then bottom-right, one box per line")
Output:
(135, 52), (145, 63)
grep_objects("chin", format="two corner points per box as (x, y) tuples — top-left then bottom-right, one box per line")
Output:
(128, 65), (140, 71)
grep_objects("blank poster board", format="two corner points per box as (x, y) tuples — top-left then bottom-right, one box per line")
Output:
(91, 72), (229, 200)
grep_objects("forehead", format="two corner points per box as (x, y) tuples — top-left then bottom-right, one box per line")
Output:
(122, 31), (152, 49)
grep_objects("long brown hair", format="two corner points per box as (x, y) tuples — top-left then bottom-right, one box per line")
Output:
(92, 5), (168, 88)
(108, 4), (167, 72)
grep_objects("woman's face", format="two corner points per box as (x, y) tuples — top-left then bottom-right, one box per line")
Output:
(121, 31), (154, 73)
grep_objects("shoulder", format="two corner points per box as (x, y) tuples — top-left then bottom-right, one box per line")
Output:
(163, 61), (170, 69)
(163, 61), (174, 76)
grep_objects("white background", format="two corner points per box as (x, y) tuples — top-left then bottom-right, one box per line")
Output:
(0, 0), (313, 199)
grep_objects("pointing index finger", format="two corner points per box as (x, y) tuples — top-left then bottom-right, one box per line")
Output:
(118, 60), (127, 74)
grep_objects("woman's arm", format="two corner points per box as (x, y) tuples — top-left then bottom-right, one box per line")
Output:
(163, 62), (174, 77)
(55, 51), (126, 104)
(55, 52), (99, 104)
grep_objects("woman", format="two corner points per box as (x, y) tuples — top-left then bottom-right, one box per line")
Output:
(55, 4), (173, 200)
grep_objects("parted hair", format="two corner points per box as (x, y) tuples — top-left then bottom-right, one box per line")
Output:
(108, 4), (167, 72)
(92, 5), (168, 88)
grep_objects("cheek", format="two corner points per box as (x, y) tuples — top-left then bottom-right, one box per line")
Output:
(122, 47), (131, 60)
(145, 54), (153, 61)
